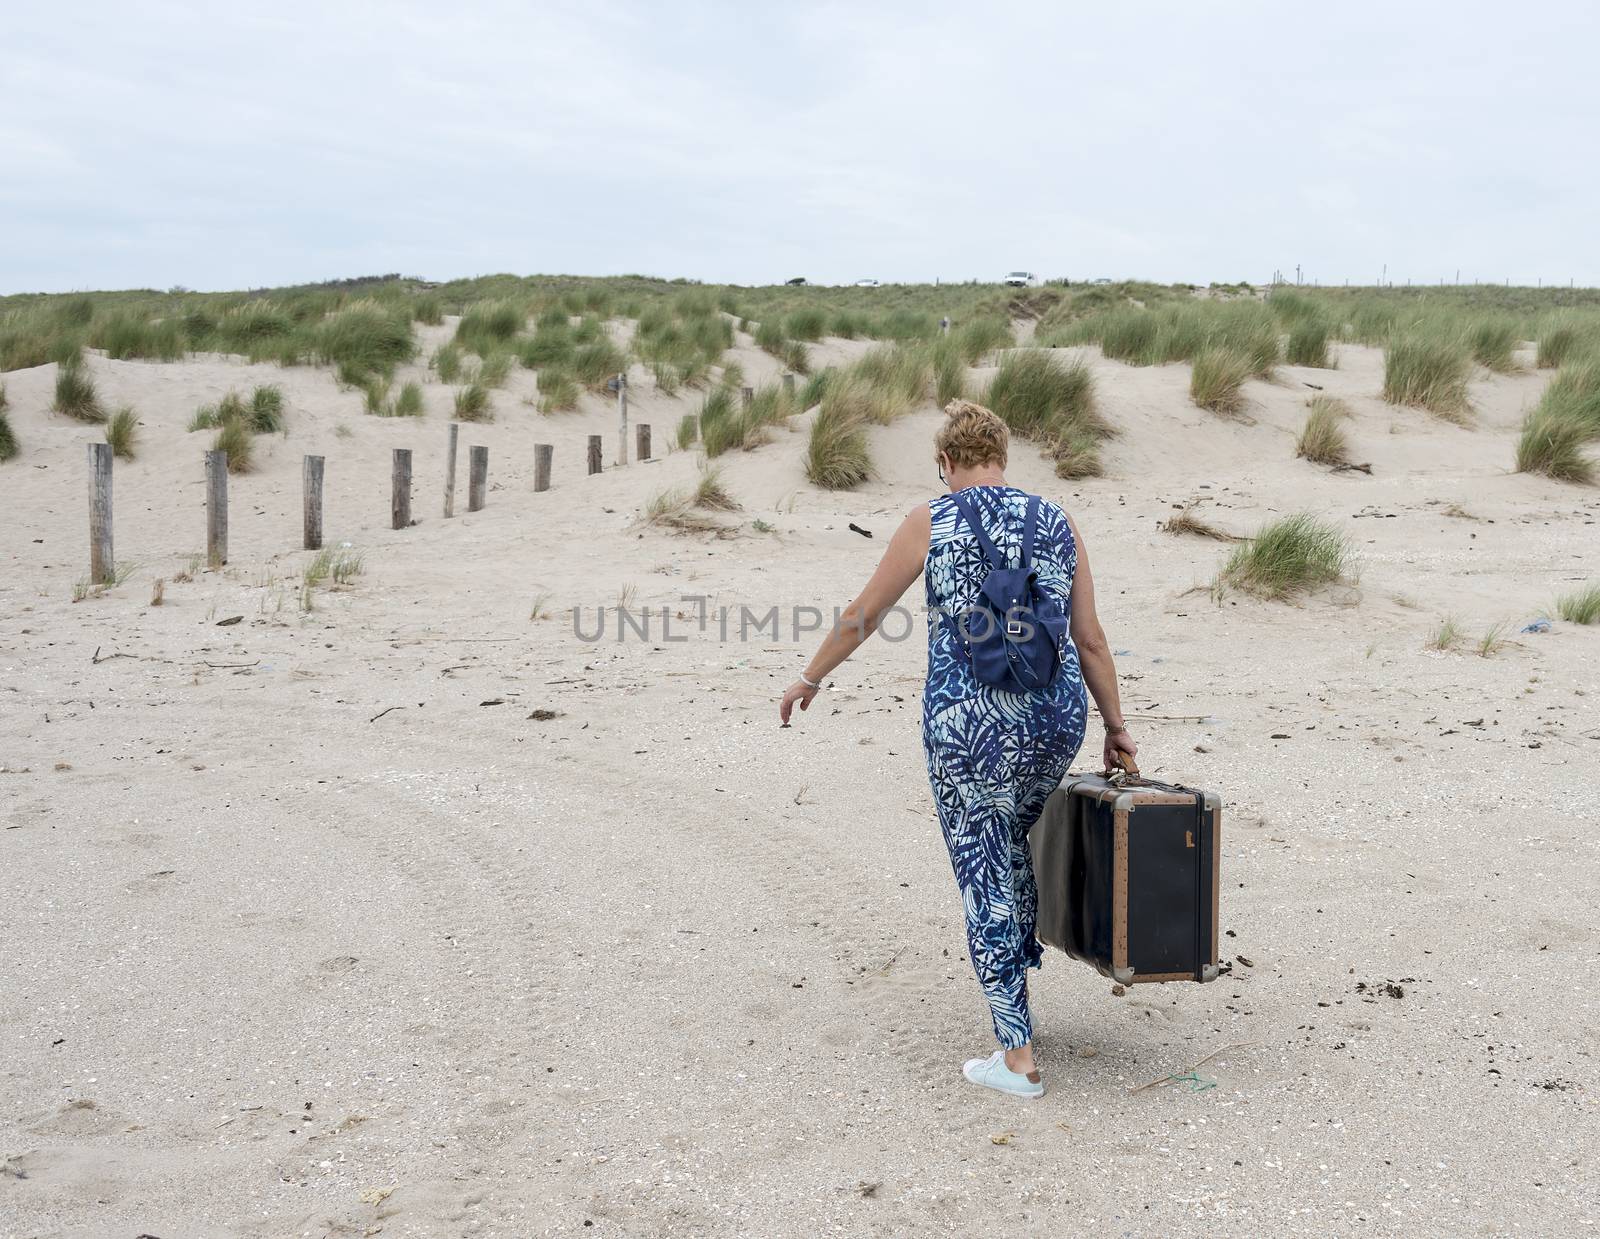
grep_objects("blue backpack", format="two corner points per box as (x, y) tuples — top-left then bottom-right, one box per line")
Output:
(949, 491), (1069, 694)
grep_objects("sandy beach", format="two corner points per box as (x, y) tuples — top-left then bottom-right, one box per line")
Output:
(2, 317), (1598, 1238)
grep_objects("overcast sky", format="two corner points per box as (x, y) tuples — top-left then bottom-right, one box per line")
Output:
(5, 1), (1598, 293)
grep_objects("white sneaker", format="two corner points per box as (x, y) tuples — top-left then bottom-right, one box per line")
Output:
(962, 1050), (1044, 1099)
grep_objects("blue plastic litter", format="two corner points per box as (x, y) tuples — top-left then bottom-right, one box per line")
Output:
(1520, 619), (1552, 634)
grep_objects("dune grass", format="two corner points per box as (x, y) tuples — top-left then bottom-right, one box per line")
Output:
(52, 359), (105, 423)
(105, 406), (139, 458)
(1554, 581), (1600, 624)
(797, 367), (832, 410)
(1382, 333), (1473, 422)
(984, 349), (1107, 478)
(950, 316), (1014, 364)
(785, 308), (827, 341)
(1296, 395), (1352, 466)
(475, 349), (514, 389)
(432, 342), (466, 383)
(454, 383), (492, 422)
(1476, 621), (1510, 658)
(313, 300), (415, 378)
(363, 378), (391, 415)
(1535, 314), (1596, 369)
(214, 302), (296, 359)
(934, 339), (967, 406)
(1468, 317), (1519, 373)
(697, 386), (739, 456)
(1190, 346), (1252, 414)
(0, 409), (16, 462)
(1513, 354), (1600, 482)
(393, 381), (425, 417)
(413, 296), (443, 326)
(805, 379), (874, 489)
(1514, 410), (1592, 483)
(1428, 617), (1464, 650)
(455, 300), (525, 355)
(214, 416), (254, 473)
(1214, 513), (1348, 600)
(1285, 319), (1332, 367)
(644, 465), (742, 536)
(249, 384), (285, 433)
(572, 339), (627, 389)
(536, 369), (580, 413)
(94, 311), (186, 362)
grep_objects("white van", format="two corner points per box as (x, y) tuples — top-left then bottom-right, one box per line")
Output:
(1003, 271), (1041, 288)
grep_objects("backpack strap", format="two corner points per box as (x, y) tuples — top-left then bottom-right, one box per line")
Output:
(1021, 495), (1041, 573)
(949, 491), (1006, 570)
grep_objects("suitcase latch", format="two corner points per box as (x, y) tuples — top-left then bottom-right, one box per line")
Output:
(1185, 830), (1195, 848)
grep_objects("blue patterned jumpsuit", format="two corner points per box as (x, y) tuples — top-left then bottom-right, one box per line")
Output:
(922, 485), (1088, 1048)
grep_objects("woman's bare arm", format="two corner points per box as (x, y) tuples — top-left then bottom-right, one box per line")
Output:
(1066, 514), (1139, 769)
(779, 504), (931, 724)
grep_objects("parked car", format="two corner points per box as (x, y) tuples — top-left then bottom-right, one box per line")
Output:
(854, 278), (880, 288)
(1003, 271), (1041, 288)
(785, 277), (807, 286)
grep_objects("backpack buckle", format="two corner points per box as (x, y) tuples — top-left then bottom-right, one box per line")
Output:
(1006, 618), (1023, 637)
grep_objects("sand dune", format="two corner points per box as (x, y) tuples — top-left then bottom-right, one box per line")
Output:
(2, 324), (1597, 1236)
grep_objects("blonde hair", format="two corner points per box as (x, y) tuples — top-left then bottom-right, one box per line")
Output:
(935, 399), (1009, 470)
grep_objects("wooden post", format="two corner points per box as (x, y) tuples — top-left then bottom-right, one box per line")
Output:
(302, 455), (324, 550)
(205, 449), (228, 568)
(468, 445), (488, 511)
(587, 434), (603, 475)
(740, 385), (754, 410)
(635, 423), (650, 462)
(534, 444), (553, 492)
(87, 442), (113, 585)
(443, 422), (459, 518)
(392, 448), (412, 530)
(781, 372), (795, 395)
(616, 373), (629, 466)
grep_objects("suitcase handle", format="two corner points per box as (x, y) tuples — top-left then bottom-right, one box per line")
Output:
(1103, 750), (1142, 780)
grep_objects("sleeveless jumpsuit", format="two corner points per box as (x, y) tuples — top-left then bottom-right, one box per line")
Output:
(922, 485), (1088, 1048)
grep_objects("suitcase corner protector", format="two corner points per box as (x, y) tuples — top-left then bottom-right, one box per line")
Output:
(1111, 965), (1135, 985)
(1201, 963), (1220, 983)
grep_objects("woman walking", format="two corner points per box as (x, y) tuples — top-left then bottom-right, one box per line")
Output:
(779, 400), (1136, 1099)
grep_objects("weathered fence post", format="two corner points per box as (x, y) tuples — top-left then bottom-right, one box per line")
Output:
(740, 385), (754, 410)
(205, 448), (228, 567)
(534, 444), (553, 492)
(87, 442), (113, 585)
(392, 448), (412, 530)
(636, 423), (651, 462)
(781, 372), (795, 395)
(443, 422), (459, 518)
(302, 455), (324, 551)
(616, 373), (629, 466)
(468, 445), (488, 511)
(587, 434), (603, 475)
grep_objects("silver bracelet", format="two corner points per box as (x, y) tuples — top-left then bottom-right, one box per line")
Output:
(799, 671), (822, 689)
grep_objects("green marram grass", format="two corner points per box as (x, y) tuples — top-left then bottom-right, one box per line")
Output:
(1285, 319), (1332, 367)
(1554, 581), (1600, 624)
(1215, 513), (1349, 600)
(1296, 396), (1352, 466)
(105, 406), (139, 458)
(52, 360), (105, 423)
(984, 349), (1107, 478)
(805, 379), (874, 489)
(536, 369), (580, 413)
(1189, 346), (1252, 414)
(454, 383), (493, 422)
(249, 384), (286, 433)
(0, 409), (15, 462)
(1468, 317), (1519, 373)
(214, 416), (254, 473)
(1382, 332), (1473, 422)
(432, 342), (466, 383)
(393, 381), (425, 417)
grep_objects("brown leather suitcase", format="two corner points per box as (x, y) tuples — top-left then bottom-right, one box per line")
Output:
(1029, 757), (1221, 985)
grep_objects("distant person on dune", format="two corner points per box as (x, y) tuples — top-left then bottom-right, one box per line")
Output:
(780, 400), (1136, 1099)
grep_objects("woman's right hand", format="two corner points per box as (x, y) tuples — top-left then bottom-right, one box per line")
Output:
(779, 680), (819, 726)
(1102, 726), (1139, 773)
